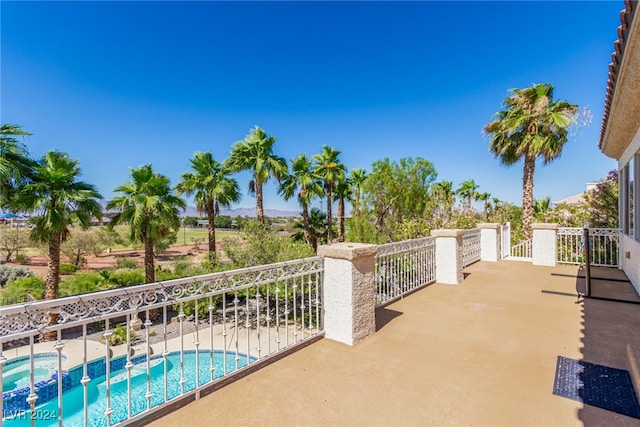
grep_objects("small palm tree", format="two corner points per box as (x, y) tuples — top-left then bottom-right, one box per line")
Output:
(293, 207), (327, 247)
(477, 192), (491, 220)
(278, 154), (324, 251)
(456, 180), (479, 211)
(484, 83), (580, 238)
(175, 151), (240, 260)
(18, 151), (102, 301)
(225, 126), (287, 223)
(349, 168), (368, 216)
(108, 164), (186, 284)
(334, 179), (353, 242)
(533, 197), (552, 222)
(313, 146), (346, 243)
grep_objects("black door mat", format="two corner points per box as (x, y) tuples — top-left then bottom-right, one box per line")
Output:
(553, 355), (640, 418)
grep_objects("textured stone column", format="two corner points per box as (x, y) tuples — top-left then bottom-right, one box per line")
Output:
(477, 223), (501, 262)
(317, 242), (378, 346)
(431, 229), (464, 285)
(532, 223), (558, 266)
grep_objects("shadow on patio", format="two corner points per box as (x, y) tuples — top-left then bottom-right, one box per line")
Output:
(142, 261), (640, 426)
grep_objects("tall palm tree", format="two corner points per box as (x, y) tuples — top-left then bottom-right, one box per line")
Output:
(484, 83), (578, 238)
(477, 192), (491, 220)
(456, 180), (479, 211)
(0, 124), (34, 204)
(108, 164), (185, 284)
(431, 180), (455, 223)
(175, 151), (240, 260)
(313, 146), (346, 243)
(349, 168), (367, 216)
(334, 179), (352, 242)
(225, 126), (287, 223)
(277, 154), (324, 251)
(18, 151), (102, 301)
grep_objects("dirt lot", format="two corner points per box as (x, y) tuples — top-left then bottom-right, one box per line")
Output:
(8, 244), (209, 279)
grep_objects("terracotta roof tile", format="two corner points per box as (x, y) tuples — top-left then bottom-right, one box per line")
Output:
(599, 0), (636, 149)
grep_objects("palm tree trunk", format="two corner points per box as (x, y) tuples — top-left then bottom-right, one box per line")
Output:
(484, 201), (488, 220)
(256, 179), (265, 224)
(207, 203), (216, 260)
(522, 154), (536, 239)
(44, 234), (61, 300)
(326, 188), (333, 243)
(43, 233), (61, 339)
(144, 238), (155, 284)
(337, 195), (345, 242)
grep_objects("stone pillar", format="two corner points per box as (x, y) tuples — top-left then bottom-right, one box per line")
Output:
(532, 223), (558, 266)
(317, 242), (377, 346)
(431, 229), (464, 285)
(477, 223), (501, 262)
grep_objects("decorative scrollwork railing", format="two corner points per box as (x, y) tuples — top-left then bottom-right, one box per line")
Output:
(462, 229), (481, 267)
(374, 237), (436, 306)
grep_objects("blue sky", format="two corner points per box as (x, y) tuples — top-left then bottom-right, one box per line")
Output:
(1, 1), (622, 213)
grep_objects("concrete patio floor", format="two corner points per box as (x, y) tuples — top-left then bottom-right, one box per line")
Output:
(144, 260), (640, 426)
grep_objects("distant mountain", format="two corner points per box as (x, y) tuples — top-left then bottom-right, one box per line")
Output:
(100, 201), (300, 218)
(183, 206), (300, 218)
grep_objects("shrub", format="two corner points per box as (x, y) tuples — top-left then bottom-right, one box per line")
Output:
(0, 265), (33, 287)
(59, 272), (104, 296)
(0, 276), (45, 304)
(59, 263), (77, 275)
(116, 257), (138, 269)
(107, 324), (135, 346)
(14, 254), (30, 265)
(109, 269), (144, 287)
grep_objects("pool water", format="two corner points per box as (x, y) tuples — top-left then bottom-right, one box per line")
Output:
(2, 354), (64, 392)
(3, 350), (254, 427)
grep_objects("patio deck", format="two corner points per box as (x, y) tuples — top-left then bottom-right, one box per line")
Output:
(144, 260), (640, 426)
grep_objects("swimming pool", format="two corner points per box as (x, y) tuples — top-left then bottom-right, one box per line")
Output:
(2, 350), (255, 426)
(2, 353), (66, 392)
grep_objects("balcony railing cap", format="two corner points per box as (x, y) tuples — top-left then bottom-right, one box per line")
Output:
(531, 223), (559, 230)
(430, 229), (465, 238)
(318, 242), (378, 260)
(477, 223), (501, 230)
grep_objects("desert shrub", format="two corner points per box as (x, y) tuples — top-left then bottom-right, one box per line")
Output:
(14, 254), (30, 265)
(0, 276), (45, 304)
(174, 296), (221, 319)
(107, 324), (135, 346)
(0, 265), (33, 287)
(60, 272), (104, 296)
(59, 263), (77, 275)
(116, 257), (138, 269)
(109, 269), (145, 287)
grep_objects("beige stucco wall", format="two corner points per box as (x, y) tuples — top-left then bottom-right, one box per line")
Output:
(621, 235), (640, 295)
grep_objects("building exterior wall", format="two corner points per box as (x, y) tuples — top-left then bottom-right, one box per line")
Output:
(621, 235), (640, 295)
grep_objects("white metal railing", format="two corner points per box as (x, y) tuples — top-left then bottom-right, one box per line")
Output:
(374, 237), (436, 306)
(462, 229), (481, 267)
(0, 257), (323, 426)
(557, 227), (621, 267)
(510, 238), (532, 260)
(501, 222), (511, 259)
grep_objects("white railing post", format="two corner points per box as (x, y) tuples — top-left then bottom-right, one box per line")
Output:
(317, 242), (378, 346)
(532, 223), (558, 266)
(477, 223), (501, 262)
(431, 229), (464, 285)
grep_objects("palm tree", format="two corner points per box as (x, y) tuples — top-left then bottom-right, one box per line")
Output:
(456, 180), (479, 211)
(225, 126), (288, 223)
(313, 146), (346, 243)
(108, 164), (186, 284)
(349, 168), (368, 216)
(293, 207), (327, 247)
(431, 180), (455, 223)
(334, 179), (353, 242)
(175, 151), (240, 260)
(533, 197), (552, 222)
(18, 151), (102, 301)
(477, 192), (491, 220)
(484, 83), (579, 238)
(0, 124), (34, 204)
(278, 154), (324, 251)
